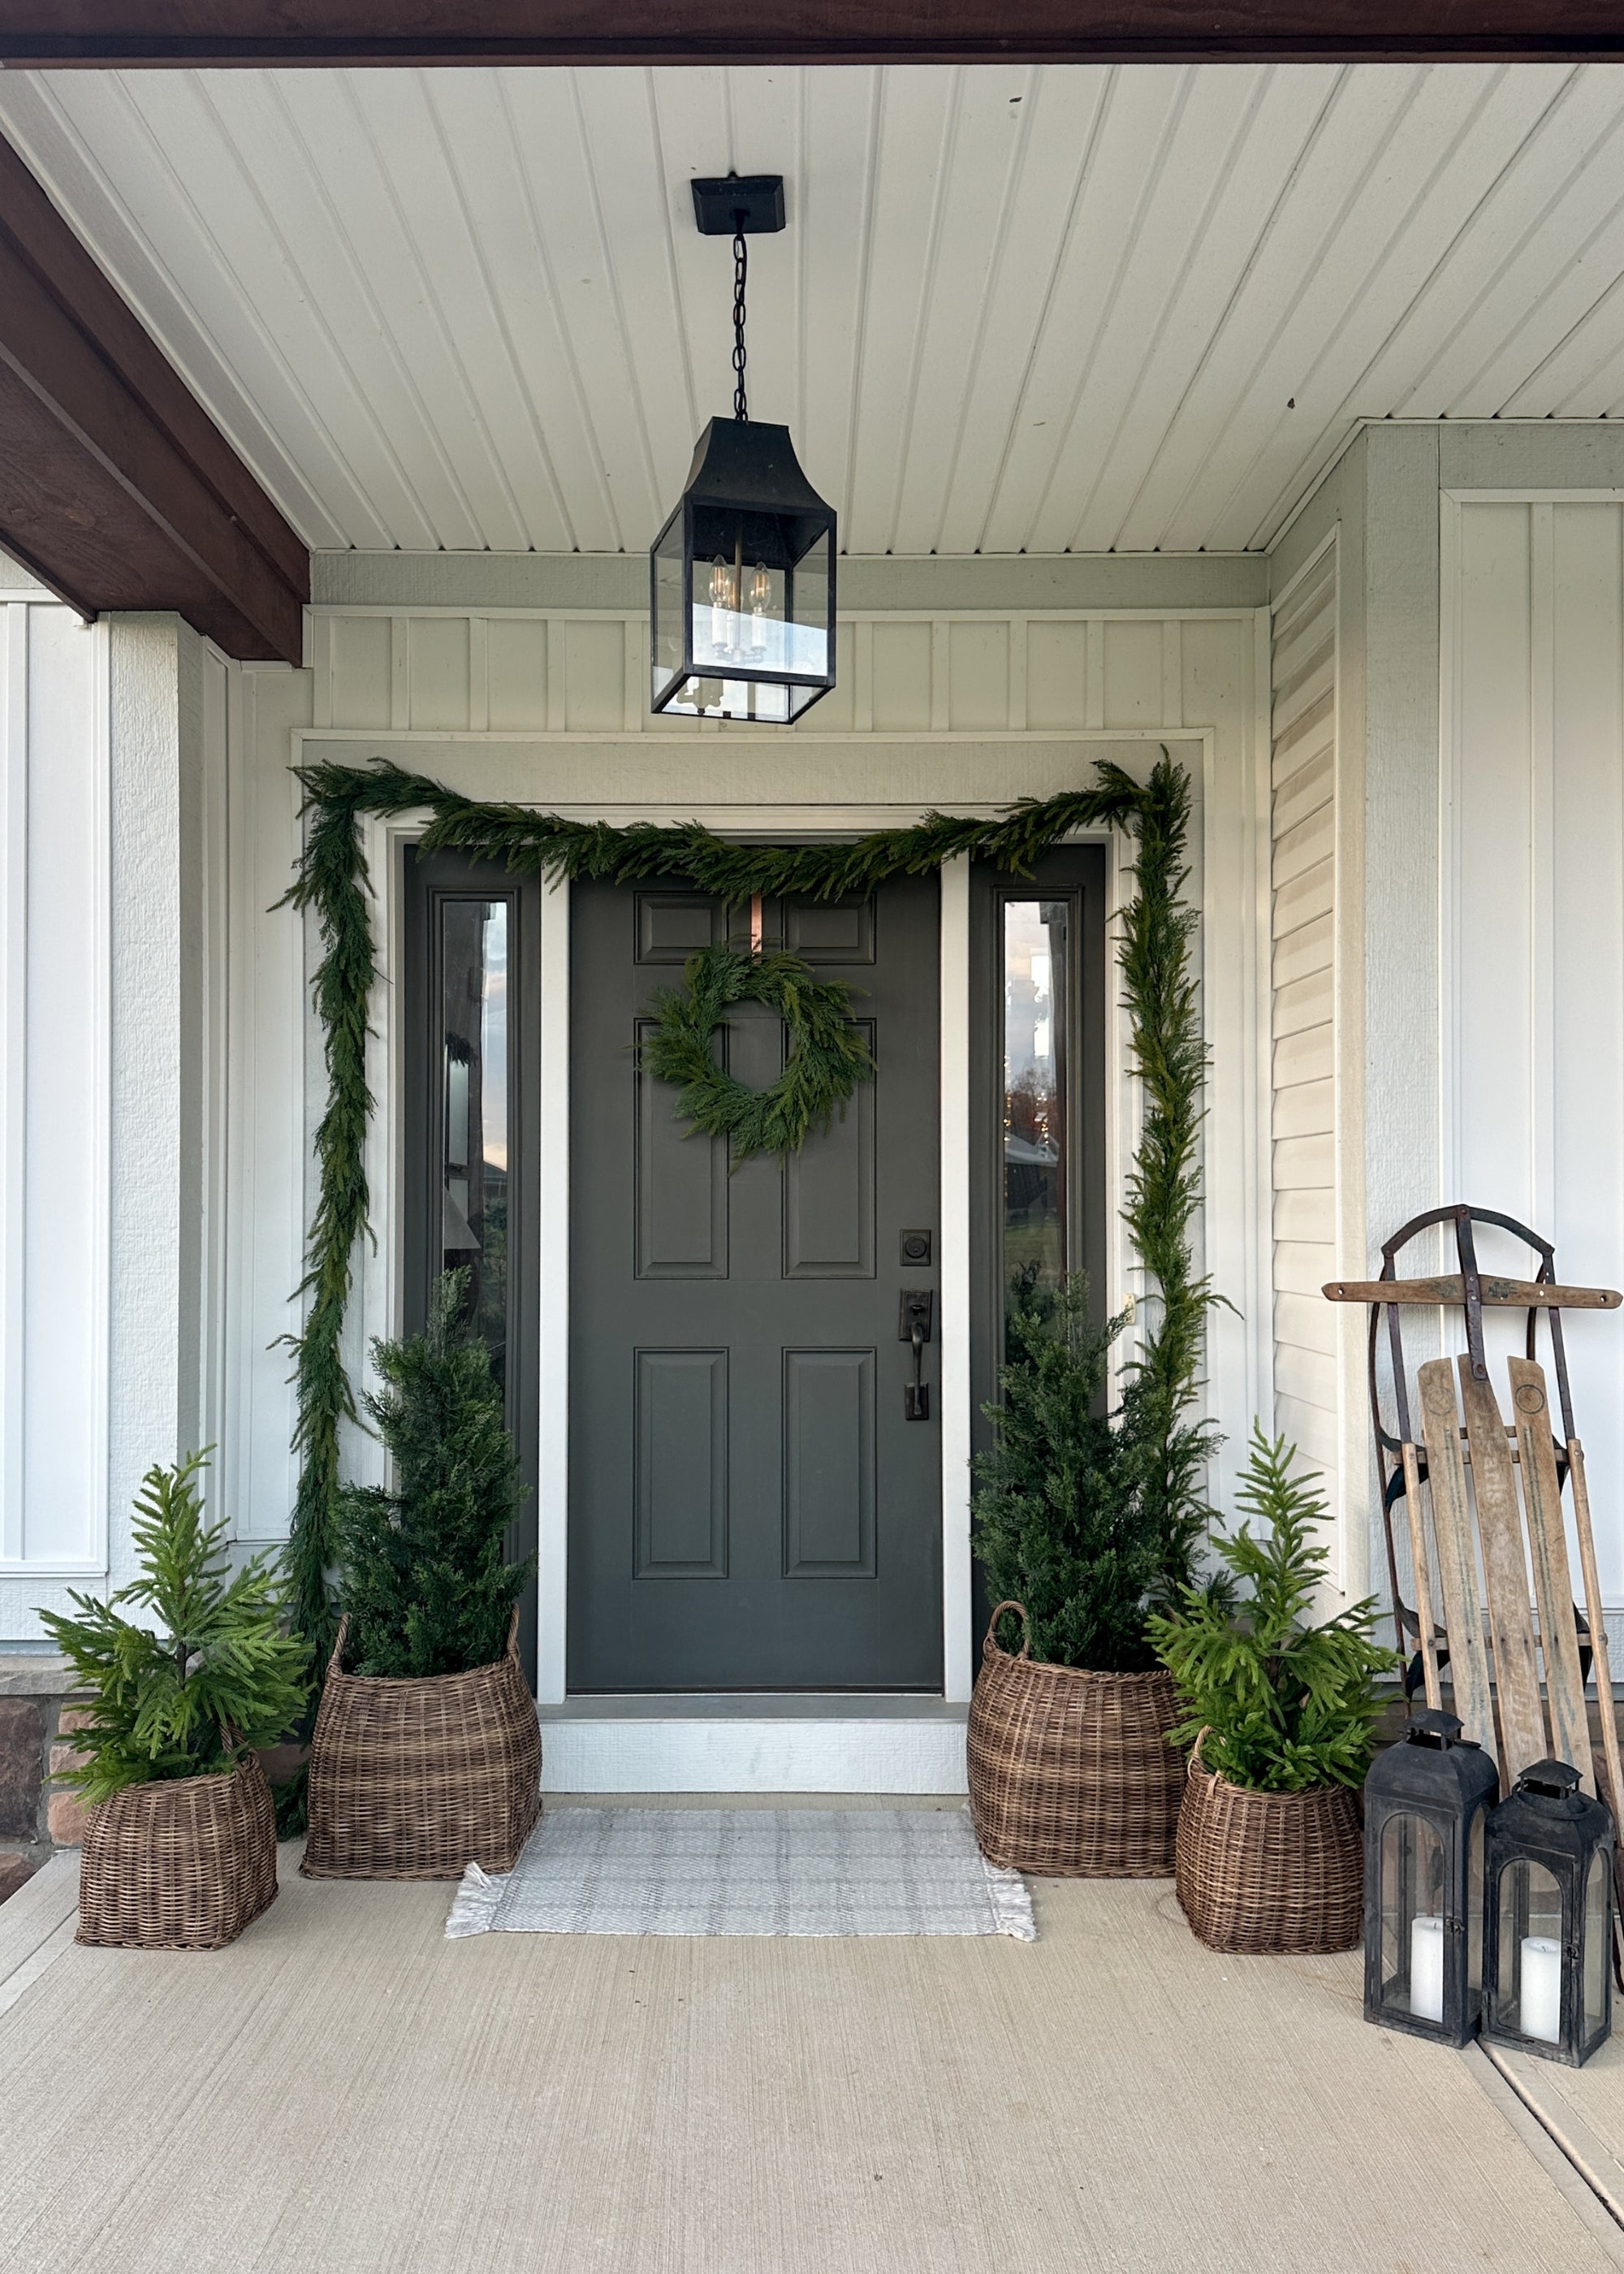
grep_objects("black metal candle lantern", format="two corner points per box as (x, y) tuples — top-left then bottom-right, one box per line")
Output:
(650, 175), (836, 727)
(1364, 1709), (1498, 2046)
(1483, 1758), (1613, 2068)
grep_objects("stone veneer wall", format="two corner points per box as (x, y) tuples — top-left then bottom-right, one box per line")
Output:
(0, 1658), (91, 1900)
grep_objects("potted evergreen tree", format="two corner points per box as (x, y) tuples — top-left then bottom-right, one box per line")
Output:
(1148, 1424), (1399, 1954)
(41, 1453), (307, 1950)
(300, 1270), (540, 1881)
(968, 1275), (1206, 1877)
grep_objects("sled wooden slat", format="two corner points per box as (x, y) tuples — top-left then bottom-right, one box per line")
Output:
(1507, 1357), (1594, 1795)
(1568, 1441), (1624, 1851)
(1398, 1437), (1443, 1710)
(1458, 1358), (1547, 1786)
(1418, 1360), (1498, 1765)
(1324, 1276), (1620, 1310)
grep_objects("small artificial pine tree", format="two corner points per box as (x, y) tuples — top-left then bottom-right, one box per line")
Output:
(972, 1274), (1173, 1672)
(336, 1269), (532, 1678)
(1147, 1423), (1399, 1792)
(41, 1452), (309, 1805)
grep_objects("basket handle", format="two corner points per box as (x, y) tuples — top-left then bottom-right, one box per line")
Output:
(1187, 1725), (1210, 1779)
(323, 1610), (520, 1675)
(985, 1600), (1032, 1659)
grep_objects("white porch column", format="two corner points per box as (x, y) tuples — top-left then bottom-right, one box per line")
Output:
(106, 615), (221, 1588)
(0, 577), (111, 1636)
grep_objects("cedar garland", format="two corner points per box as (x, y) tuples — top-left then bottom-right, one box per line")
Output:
(281, 752), (1217, 1685)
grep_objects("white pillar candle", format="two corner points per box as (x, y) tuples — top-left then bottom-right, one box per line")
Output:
(1409, 1913), (1446, 2022)
(1520, 1935), (1564, 2044)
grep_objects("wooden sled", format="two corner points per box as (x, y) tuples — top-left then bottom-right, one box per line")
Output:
(1324, 1205), (1624, 1881)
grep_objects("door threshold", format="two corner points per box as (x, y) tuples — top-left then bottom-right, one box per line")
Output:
(541, 1693), (966, 1723)
(537, 1693), (968, 1795)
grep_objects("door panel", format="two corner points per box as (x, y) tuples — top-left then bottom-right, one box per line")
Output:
(783, 1025), (875, 1278)
(569, 872), (941, 1692)
(637, 893), (724, 962)
(784, 896), (877, 963)
(634, 1350), (728, 1577)
(634, 1017), (729, 1278)
(783, 1349), (876, 1576)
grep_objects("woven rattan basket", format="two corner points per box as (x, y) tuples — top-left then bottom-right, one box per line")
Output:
(300, 1608), (541, 1882)
(76, 1753), (278, 1951)
(1176, 1733), (1363, 1954)
(967, 1602), (1186, 1876)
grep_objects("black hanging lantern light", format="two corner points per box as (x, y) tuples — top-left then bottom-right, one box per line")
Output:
(1363, 1708), (1498, 2047)
(650, 175), (836, 726)
(1483, 1757), (1613, 2068)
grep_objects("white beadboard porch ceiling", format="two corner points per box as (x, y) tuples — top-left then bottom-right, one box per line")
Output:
(4, 62), (1624, 558)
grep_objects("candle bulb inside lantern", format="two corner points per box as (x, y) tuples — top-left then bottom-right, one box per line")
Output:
(709, 557), (733, 655)
(749, 562), (770, 657)
(1521, 1935), (1563, 2043)
(1409, 1914), (1445, 2023)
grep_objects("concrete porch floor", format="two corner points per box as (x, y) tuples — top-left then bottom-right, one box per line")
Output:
(2, 1797), (1624, 2274)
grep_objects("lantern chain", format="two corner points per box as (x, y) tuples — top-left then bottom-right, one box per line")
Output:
(732, 224), (749, 422)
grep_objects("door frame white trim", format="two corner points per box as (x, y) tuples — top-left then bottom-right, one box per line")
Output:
(938, 854), (973, 1702)
(537, 868), (570, 1702)
(349, 798), (1116, 1710)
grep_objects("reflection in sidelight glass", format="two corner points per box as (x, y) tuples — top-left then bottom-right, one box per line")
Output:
(440, 901), (510, 1405)
(1002, 899), (1069, 1303)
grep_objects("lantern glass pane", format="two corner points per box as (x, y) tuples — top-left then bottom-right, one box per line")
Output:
(652, 518), (685, 704)
(1584, 1849), (1609, 2038)
(1380, 1813), (1447, 2021)
(1497, 1859), (1566, 2044)
(689, 555), (806, 677)
(662, 676), (793, 724)
(787, 528), (831, 680)
(1467, 1812), (1485, 1999)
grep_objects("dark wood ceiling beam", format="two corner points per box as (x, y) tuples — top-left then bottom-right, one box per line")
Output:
(0, 134), (306, 663)
(2, 2), (1621, 64)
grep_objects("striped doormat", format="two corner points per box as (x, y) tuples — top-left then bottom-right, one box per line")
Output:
(446, 1806), (1035, 1939)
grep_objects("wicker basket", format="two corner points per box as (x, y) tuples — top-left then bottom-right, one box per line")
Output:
(967, 1601), (1186, 1876)
(1176, 1734), (1363, 1954)
(76, 1753), (278, 1952)
(300, 1608), (541, 1882)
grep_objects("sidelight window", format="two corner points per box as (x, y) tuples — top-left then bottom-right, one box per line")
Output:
(438, 899), (511, 1404)
(1001, 898), (1070, 1304)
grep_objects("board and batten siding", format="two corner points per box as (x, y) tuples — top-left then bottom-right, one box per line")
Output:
(1442, 495), (1624, 1614)
(310, 607), (1233, 740)
(1269, 540), (1342, 1564)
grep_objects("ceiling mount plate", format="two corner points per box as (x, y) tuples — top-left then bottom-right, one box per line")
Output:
(691, 175), (785, 236)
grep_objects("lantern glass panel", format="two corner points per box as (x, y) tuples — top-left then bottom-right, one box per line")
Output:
(1585, 1849), (1609, 2039)
(679, 525), (829, 695)
(689, 556), (816, 679)
(1496, 1859), (1566, 2045)
(651, 517), (686, 709)
(789, 528), (831, 681)
(1467, 1812), (1485, 2000)
(1379, 1814), (1447, 2022)
(663, 675), (797, 724)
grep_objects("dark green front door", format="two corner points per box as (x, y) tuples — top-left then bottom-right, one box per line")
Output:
(568, 875), (942, 1692)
